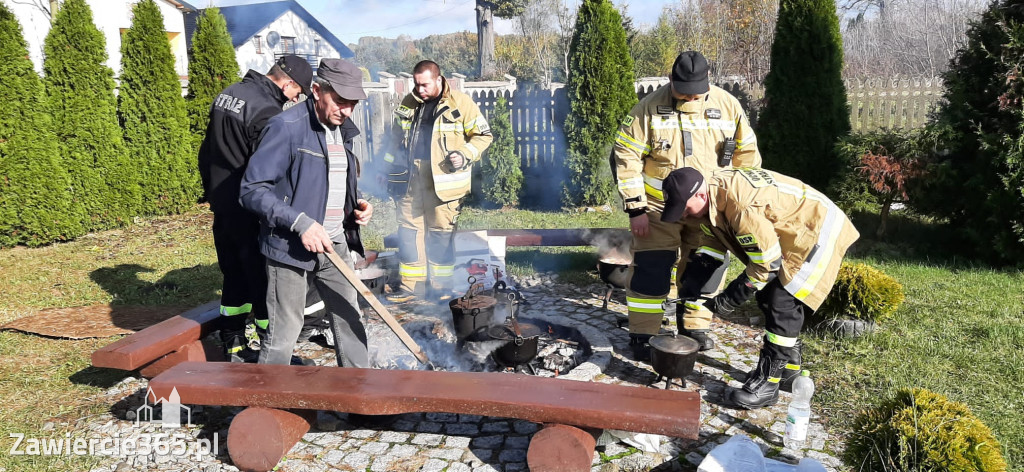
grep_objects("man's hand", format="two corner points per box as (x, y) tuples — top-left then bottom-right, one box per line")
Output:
(630, 213), (650, 237)
(447, 151), (466, 170)
(354, 199), (373, 225)
(300, 222), (334, 254)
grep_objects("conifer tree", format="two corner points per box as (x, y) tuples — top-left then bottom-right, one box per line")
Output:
(0, 4), (80, 246)
(563, 0), (636, 206)
(757, 0), (849, 192)
(118, 0), (196, 215)
(186, 7), (239, 153)
(913, 0), (1024, 263)
(44, 0), (140, 228)
(482, 95), (522, 207)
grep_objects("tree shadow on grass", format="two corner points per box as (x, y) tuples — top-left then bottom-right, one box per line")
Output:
(846, 209), (1013, 271)
(87, 263), (221, 332)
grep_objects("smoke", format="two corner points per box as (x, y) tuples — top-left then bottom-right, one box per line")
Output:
(583, 228), (632, 263)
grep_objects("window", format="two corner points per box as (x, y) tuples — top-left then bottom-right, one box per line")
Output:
(281, 36), (295, 54)
(253, 35), (262, 54)
(314, 39), (321, 57)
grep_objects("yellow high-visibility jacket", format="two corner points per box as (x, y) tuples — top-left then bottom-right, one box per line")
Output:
(696, 168), (860, 311)
(613, 84), (760, 213)
(384, 77), (493, 202)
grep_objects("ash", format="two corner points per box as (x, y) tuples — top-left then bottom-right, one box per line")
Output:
(363, 302), (592, 377)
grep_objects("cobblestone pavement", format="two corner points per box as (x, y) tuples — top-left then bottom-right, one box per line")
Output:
(83, 274), (845, 472)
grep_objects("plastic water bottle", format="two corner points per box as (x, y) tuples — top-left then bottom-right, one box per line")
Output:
(784, 370), (814, 449)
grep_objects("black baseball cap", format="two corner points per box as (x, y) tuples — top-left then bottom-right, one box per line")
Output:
(317, 58), (367, 100)
(660, 167), (705, 223)
(670, 51), (710, 96)
(276, 55), (313, 96)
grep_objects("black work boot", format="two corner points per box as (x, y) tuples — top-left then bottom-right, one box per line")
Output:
(679, 328), (715, 351)
(628, 334), (654, 363)
(676, 306), (714, 351)
(221, 329), (258, 363)
(728, 345), (796, 409)
(778, 343), (802, 393)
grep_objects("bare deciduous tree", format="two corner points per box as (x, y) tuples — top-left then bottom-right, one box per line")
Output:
(841, 0), (985, 77)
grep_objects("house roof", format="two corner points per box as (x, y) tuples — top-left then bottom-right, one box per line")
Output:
(214, 0), (354, 57)
(215, 0), (353, 58)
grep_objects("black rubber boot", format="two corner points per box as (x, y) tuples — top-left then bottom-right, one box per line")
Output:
(221, 329), (258, 363)
(628, 334), (654, 363)
(728, 345), (797, 409)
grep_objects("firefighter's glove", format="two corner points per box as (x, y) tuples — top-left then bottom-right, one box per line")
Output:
(447, 151), (467, 170)
(707, 275), (757, 315)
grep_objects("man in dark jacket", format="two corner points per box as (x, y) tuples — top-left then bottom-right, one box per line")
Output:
(240, 58), (374, 367)
(198, 55), (319, 362)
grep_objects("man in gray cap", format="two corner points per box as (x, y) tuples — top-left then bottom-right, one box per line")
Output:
(240, 58), (375, 368)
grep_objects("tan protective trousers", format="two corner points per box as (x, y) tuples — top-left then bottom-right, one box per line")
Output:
(626, 207), (723, 335)
(396, 159), (461, 294)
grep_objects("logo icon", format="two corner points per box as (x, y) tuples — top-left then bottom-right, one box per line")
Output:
(135, 387), (191, 428)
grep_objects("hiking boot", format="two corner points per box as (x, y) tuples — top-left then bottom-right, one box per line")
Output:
(628, 334), (654, 363)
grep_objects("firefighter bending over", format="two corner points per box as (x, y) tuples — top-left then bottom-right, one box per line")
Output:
(612, 51), (761, 359)
(661, 167), (859, 409)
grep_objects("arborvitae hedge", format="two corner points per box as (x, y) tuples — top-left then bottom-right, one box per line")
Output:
(757, 0), (850, 192)
(44, 0), (140, 228)
(845, 388), (1008, 471)
(482, 96), (522, 207)
(186, 7), (239, 154)
(118, 0), (196, 215)
(0, 4), (80, 246)
(913, 0), (1024, 264)
(563, 0), (636, 206)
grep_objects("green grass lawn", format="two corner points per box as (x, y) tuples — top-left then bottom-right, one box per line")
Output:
(0, 204), (1020, 471)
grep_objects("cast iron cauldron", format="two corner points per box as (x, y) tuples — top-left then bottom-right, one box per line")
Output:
(355, 267), (388, 295)
(448, 277), (498, 341)
(648, 334), (699, 388)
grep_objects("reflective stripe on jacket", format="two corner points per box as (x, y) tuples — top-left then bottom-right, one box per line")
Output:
(613, 84), (761, 212)
(385, 77), (493, 202)
(697, 168), (860, 310)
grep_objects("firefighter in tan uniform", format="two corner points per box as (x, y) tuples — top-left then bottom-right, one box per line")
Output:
(613, 51), (761, 357)
(384, 60), (493, 302)
(661, 167), (859, 409)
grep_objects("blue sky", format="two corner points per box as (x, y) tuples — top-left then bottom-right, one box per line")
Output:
(206, 0), (674, 45)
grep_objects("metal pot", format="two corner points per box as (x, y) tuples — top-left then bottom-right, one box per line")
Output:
(355, 267), (388, 295)
(597, 259), (630, 289)
(449, 277), (497, 341)
(649, 334), (699, 387)
(488, 292), (542, 368)
(488, 322), (542, 367)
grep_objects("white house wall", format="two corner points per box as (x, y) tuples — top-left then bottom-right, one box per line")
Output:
(234, 10), (341, 73)
(3, 0), (188, 78)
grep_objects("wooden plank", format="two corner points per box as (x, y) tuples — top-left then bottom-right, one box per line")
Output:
(91, 301), (220, 371)
(150, 362), (701, 439)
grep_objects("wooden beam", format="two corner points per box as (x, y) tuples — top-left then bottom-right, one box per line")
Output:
(150, 362), (700, 438)
(138, 338), (221, 379)
(91, 301), (220, 371)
